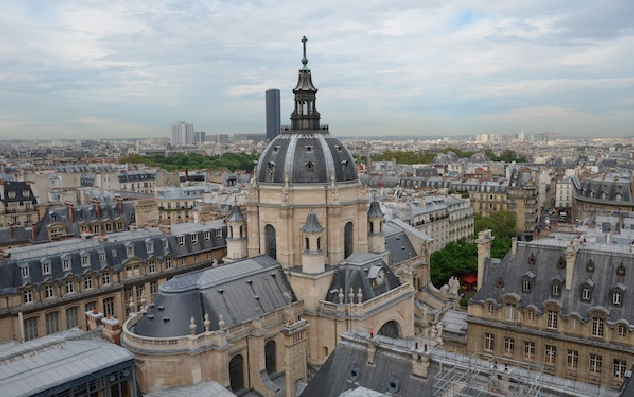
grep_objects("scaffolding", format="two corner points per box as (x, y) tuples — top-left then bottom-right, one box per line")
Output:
(432, 352), (544, 397)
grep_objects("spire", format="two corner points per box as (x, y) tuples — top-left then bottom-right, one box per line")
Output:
(368, 197), (384, 218)
(290, 35), (322, 132)
(227, 199), (245, 222)
(302, 209), (324, 233)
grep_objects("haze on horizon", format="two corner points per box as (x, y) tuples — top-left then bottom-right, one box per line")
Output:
(0, 1), (633, 140)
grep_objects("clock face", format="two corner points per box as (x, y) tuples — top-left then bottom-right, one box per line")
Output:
(376, 269), (385, 285)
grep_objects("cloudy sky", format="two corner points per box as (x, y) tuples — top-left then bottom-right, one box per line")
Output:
(1, 1), (633, 140)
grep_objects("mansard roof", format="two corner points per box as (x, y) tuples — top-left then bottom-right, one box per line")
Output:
(326, 253), (401, 304)
(132, 255), (295, 337)
(0, 221), (226, 295)
(473, 237), (634, 324)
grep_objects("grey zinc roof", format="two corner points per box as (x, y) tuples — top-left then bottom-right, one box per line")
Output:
(0, 332), (134, 397)
(132, 255), (296, 337)
(473, 238), (634, 324)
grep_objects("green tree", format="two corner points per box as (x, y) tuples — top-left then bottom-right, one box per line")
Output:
(430, 238), (477, 288)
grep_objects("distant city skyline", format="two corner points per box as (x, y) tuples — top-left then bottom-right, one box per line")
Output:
(0, 1), (633, 140)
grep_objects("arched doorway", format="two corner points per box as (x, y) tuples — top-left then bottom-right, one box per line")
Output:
(265, 224), (277, 259)
(378, 321), (400, 338)
(344, 222), (354, 259)
(265, 340), (276, 375)
(229, 354), (244, 392)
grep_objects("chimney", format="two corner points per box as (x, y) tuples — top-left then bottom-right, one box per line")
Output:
(411, 343), (430, 379)
(9, 224), (14, 240)
(476, 229), (493, 291)
(367, 333), (377, 365)
(511, 237), (517, 256)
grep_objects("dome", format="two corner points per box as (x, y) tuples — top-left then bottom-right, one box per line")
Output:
(255, 37), (357, 185)
(256, 132), (358, 184)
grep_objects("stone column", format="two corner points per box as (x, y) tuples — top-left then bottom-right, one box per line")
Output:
(282, 317), (310, 397)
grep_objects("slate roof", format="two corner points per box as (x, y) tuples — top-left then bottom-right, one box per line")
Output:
(255, 132), (358, 185)
(301, 210), (323, 233)
(473, 238), (634, 325)
(118, 171), (156, 183)
(367, 200), (384, 219)
(326, 253), (401, 304)
(33, 202), (136, 242)
(574, 174), (633, 203)
(0, 181), (36, 205)
(301, 331), (436, 397)
(145, 381), (237, 397)
(227, 204), (246, 223)
(0, 221), (226, 296)
(132, 255), (296, 337)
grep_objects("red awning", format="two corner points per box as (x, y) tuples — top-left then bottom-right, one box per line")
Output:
(461, 274), (477, 284)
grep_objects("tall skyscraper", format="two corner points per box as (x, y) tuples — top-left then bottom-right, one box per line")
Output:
(171, 122), (194, 146)
(266, 89), (280, 141)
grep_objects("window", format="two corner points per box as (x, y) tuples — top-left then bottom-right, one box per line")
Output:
(112, 249), (117, 258)
(191, 234), (198, 244)
(147, 241), (154, 253)
(99, 252), (106, 262)
(504, 304), (517, 322)
(24, 317), (38, 341)
(150, 281), (158, 295)
(522, 279), (532, 292)
(590, 354), (602, 373)
(103, 297), (114, 317)
(46, 312), (59, 334)
(81, 255), (90, 266)
(592, 317), (605, 337)
(166, 258), (172, 268)
(614, 359), (627, 378)
(21, 266), (29, 278)
(526, 309), (535, 323)
(524, 342), (535, 359)
(127, 244), (134, 257)
(486, 302), (494, 315)
(582, 288), (591, 300)
(618, 324), (628, 338)
(504, 337), (515, 355)
(102, 273), (111, 285)
(216, 229), (222, 239)
(84, 277), (93, 289)
(569, 316), (579, 331)
(204, 231), (210, 241)
(45, 285), (55, 298)
(613, 291), (623, 306)
(545, 345), (557, 365)
(23, 289), (33, 304)
(552, 283), (560, 297)
(178, 236), (185, 246)
(567, 350), (578, 369)
(62, 258), (71, 271)
(484, 333), (495, 351)
(547, 310), (558, 330)
(65, 280), (74, 294)
(149, 261), (156, 273)
(66, 307), (79, 329)
(181, 258), (187, 266)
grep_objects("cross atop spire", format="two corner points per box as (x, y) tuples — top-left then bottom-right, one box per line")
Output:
(301, 36), (309, 68)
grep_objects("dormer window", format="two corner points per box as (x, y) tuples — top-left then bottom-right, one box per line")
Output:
(178, 236), (185, 246)
(306, 161), (314, 171)
(552, 283), (561, 297)
(81, 254), (90, 267)
(586, 259), (595, 273)
(62, 258), (71, 271)
(557, 257), (566, 269)
(613, 291), (623, 305)
(582, 288), (591, 300)
(147, 241), (154, 253)
(42, 260), (51, 275)
(527, 253), (536, 265)
(99, 252), (106, 262)
(127, 244), (134, 257)
(617, 263), (626, 276)
(522, 272), (535, 293)
(191, 234), (198, 244)
(305, 146), (313, 153)
(21, 266), (29, 278)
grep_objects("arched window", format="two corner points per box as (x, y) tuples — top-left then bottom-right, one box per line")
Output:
(378, 321), (400, 338)
(265, 340), (276, 375)
(369, 221), (374, 234)
(305, 237), (310, 251)
(229, 355), (244, 392)
(265, 225), (276, 260)
(344, 222), (354, 259)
